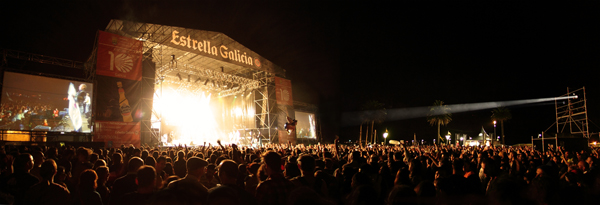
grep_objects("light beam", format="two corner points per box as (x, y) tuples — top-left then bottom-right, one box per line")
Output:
(342, 95), (578, 126)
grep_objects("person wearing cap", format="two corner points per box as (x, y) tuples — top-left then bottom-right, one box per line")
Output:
(167, 157), (209, 202)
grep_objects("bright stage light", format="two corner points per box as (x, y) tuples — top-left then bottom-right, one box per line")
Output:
(157, 87), (221, 145)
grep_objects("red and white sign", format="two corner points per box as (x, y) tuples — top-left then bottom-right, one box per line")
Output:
(93, 121), (141, 148)
(275, 77), (293, 106)
(96, 31), (143, 81)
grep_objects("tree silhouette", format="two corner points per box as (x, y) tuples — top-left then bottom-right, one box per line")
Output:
(491, 107), (512, 145)
(360, 100), (387, 145)
(427, 100), (452, 144)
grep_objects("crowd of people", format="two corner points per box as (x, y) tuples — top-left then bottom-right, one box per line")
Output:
(0, 140), (599, 205)
(0, 99), (59, 129)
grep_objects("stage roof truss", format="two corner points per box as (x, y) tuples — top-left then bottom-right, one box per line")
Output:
(104, 19), (279, 97)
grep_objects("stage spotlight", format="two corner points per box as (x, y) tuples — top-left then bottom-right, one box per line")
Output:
(176, 73), (182, 81)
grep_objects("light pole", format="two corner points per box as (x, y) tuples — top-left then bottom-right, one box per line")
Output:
(493, 120), (497, 145)
(383, 129), (389, 145)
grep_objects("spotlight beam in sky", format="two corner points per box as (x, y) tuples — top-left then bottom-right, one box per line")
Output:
(341, 95), (578, 127)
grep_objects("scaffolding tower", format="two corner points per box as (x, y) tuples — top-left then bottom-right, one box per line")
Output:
(555, 87), (590, 138)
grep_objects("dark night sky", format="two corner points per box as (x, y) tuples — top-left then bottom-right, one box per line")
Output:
(2, 1), (599, 144)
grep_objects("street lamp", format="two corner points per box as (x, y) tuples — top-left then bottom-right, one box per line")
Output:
(383, 129), (389, 145)
(493, 120), (497, 145)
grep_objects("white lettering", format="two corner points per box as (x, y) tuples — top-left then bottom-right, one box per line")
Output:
(187, 35), (191, 48)
(211, 46), (217, 56)
(220, 45), (228, 58)
(179, 36), (187, 47)
(170, 30), (180, 44)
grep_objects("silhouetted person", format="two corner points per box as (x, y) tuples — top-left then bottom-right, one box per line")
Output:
(76, 169), (102, 205)
(119, 165), (156, 205)
(255, 151), (295, 205)
(207, 160), (257, 205)
(111, 157), (144, 205)
(0, 153), (39, 205)
(25, 159), (72, 204)
(167, 157), (209, 203)
(291, 154), (327, 196)
(173, 151), (187, 178)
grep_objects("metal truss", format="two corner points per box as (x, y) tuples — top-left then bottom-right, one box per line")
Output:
(160, 64), (262, 97)
(555, 87), (590, 138)
(1, 48), (90, 83)
(1, 48), (84, 69)
(253, 71), (277, 144)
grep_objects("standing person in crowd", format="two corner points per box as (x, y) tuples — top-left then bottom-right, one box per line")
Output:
(118, 165), (156, 205)
(72, 147), (94, 189)
(207, 159), (257, 205)
(200, 164), (219, 189)
(76, 169), (102, 205)
(155, 156), (168, 189)
(291, 154), (328, 196)
(26, 159), (71, 204)
(0, 153), (39, 205)
(255, 151), (296, 205)
(167, 157), (210, 202)
(95, 166), (110, 205)
(173, 151), (187, 178)
(110, 157), (144, 205)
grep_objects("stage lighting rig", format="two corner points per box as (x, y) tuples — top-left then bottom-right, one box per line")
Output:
(203, 79), (209, 85)
(176, 73), (182, 81)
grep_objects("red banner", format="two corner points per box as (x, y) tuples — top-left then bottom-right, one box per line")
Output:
(93, 121), (141, 148)
(96, 31), (143, 81)
(275, 77), (293, 106)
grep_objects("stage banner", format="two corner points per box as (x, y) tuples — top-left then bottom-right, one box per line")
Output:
(93, 121), (141, 148)
(95, 76), (142, 122)
(275, 77), (293, 106)
(96, 31), (143, 81)
(95, 31), (143, 147)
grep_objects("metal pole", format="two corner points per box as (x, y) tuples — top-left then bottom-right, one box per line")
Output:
(584, 86), (590, 138)
(555, 133), (558, 150)
(542, 131), (545, 152)
(374, 129), (377, 144)
(359, 124), (362, 145)
(414, 133), (416, 145)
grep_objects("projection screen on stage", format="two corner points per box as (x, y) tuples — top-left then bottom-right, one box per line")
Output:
(1, 72), (94, 133)
(295, 111), (316, 139)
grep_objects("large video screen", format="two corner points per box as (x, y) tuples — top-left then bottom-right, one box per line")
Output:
(1, 72), (93, 133)
(295, 111), (316, 139)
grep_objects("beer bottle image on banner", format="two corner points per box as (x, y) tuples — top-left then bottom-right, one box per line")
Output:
(117, 82), (133, 122)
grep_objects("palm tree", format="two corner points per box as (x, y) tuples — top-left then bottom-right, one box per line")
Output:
(491, 107), (512, 145)
(360, 100), (387, 145)
(427, 100), (452, 144)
